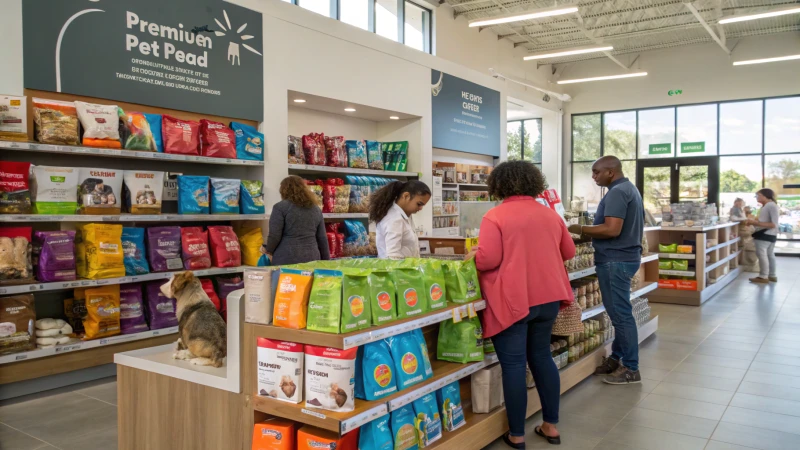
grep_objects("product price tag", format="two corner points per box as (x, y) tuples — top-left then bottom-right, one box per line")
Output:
(301, 409), (326, 420)
(452, 308), (463, 323)
(467, 303), (477, 318)
(15, 354), (27, 361)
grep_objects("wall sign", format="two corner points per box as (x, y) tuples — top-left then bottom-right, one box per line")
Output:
(649, 143), (672, 155)
(680, 141), (705, 154)
(431, 70), (500, 157)
(23, 0), (263, 121)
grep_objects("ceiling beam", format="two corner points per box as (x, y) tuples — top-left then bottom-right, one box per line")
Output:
(683, 2), (730, 54)
(567, 13), (629, 70)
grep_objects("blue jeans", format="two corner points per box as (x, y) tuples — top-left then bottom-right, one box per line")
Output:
(491, 302), (561, 437)
(596, 261), (640, 372)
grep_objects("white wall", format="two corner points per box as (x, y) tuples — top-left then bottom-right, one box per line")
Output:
(288, 107), (378, 140)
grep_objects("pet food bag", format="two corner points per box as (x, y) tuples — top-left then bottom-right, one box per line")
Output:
(200, 278), (222, 312)
(177, 175), (210, 214)
(484, 338), (495, 354)
(199, 119), (236, 159)
(144, 280), (178, 329)
(340, 269), (371, 333)
(252, 418), (296, 450)
(119, 283), (149, 334)
(386, 332), (427, 390)
(235, 227), (263, 267)
(418, 258), (447, 310)
(215, 276), (243, 315)
(146, 226), (183, 272)
(210, 178), (240, 214)
(357, 340), (398, 401)
(302, 133), (326, 166)
(0, 161), (32, 214)
(82, 285), (121, 340)
(367, 269), (398, 325)
(162, 115), (200, 155)
(0, 294), (36, 355)
(77, 168), (123, 214)
(64, 294), (86, 337)
(437, 316), (484, 364)
(437, 381), (466, 431)
(304, 345), (357, 412)
(442, 260), (482, 304)
(272, 268), (313, 329)
(324, 135), (347, 168)
(121, 227), (149, 275)
(345, 140), (368, 169)
(240, 180), (265, 215)
(306, 269), (343, 334)
(287, 135), (304, 164)
(366, 141), (383, 170)
(471, 363), (503, 414)
(32, 98), (79, 145)
(390, 406), (420, 450)
(32, 166), (79, 214)
(0, 95), (27, 141)
(296, 426), (357, 450)
(257, 338), (304, 403)
(76, 223), (125, 279)
(231, 122), (264, 161)
(411, 328), (433, 379)
(413, 393), (443, 447)
(180, 227), (211, 270)
(245, 268), (278, 325)
(75, 101), (121, 148)
(392, 265), (429, 318)
(0, 227), (33, 282)
(208, 226), (241, 267)
(123, 170), (164, 214)
(119, 110), (156, 151)
(143, 113), (163, 152)
(33, 230), (76, 282)
(359, 416), (393, 450)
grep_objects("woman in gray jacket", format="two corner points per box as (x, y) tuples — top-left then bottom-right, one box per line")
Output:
(263, 176), (330, 265)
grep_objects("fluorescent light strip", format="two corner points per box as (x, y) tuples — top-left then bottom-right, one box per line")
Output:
(469, 6), (578, 28)
(557, 72), (647, 84)
(524, 46), (613, 61)
(733, 54), (800, 66)
(719, 6), (800, 24)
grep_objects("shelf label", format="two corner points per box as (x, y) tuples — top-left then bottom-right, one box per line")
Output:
(15, 354), (28, 361)
(153, 331), (160, 336)
(467, 303), (477, 318)
(301, 409), (326, 420)
(452, 307), (463, 323)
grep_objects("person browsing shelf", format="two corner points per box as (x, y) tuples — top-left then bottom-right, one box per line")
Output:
(370, 180), (431, 259)
(747, 188), (779, 284)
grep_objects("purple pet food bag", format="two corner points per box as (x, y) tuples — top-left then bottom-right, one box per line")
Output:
(146, 226), (183, 272)
(120, 283), (149, 334)
(34, 230), (77, 282)
(144, 280), (178, 330)
(216, 276), (244, 304)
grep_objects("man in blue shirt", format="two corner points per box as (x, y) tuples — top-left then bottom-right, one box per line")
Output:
(569, 156), (644, 385)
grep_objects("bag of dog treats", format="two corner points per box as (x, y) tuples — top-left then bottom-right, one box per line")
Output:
(287, 135), (304, 164)
(75, 101), (121, 148)
(411, 328), (433, 379)
(199, 119), (236, 159)
(306, 269), (343, 334)
(340, 268), (371, 333)
(366, 140), (383, 170)
(418, 258), (447, 310)
(392, 264), (429, 318)
(208, 226), (241, 267)
(252, 418), (296, 450)
(386, 332), (427, 390)
(390, 406), (420, 450)
(413, 393), (442, 447)
(32, 166), (79, 214)
(0, 294), (36, 355)
(123, 170), (164, 214)
(437, 316), (484, 364)
(0, 161), (32, 214)
(200, 278), (222, 312)
(0, 95), (27, 141)
(359, 416), (393, 450)
(180, 227), (211, 270)
(437, 381), (466, 431)
(177, 175), (210, 214)
(345, 140), (368, 169)
(358, 340), (398, 401)
(32, 98), (79, 145)
(324, 135), (347, 168)
(302, 133), (326, 166)
(162, 115), (200, 155)
(121, 227), (149, 275)
(257, 338), (304, 403)
(119, 110), (156, 151)
(245, 268), (278, 325)
(119, 283), (149, 334)
(33, 230), (76, 282)
(144, 280), (178, 330)
(64, 295), (86, 337)
(230, 122), (264, 161)
(240, 180), (265, 215)
(143, 113), (163, 152)
(146, 226), (183, 272)
(235, 227), (263, 266)
(78, 168), (123, 214)
(272, 268), (313, 329)
(442, 260), (482, 304)
(210, 178), (240, 214)
(82, 285), (121, 340)
(77, 223), (125, 279)
(304, 345), (357, 412)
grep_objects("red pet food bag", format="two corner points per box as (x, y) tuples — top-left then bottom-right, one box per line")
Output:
(180, 227), (211, 270)
(302, 133), (326, 166)
(199, 119), (236, 159)
(324, 136), (347, 168)
(200, 278), (222, 312)
(208, 225), (241, 267)
(162, 115), (200, 155)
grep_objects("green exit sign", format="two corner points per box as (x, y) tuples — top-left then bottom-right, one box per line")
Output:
(649, 143), (672, 155)
(681, 142), (705, 153)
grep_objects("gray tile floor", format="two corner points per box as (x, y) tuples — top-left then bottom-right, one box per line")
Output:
(2, 258), (799, 450)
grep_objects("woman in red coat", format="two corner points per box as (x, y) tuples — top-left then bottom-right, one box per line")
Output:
(467, 161), (575, 447)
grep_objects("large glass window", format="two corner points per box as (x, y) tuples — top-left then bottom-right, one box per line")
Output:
(404, 2), (430, 53)
(765, 97), (800, 154)
(720, 101), (762, 155)
(299, 0), (331, 17)
(341, 0), (370, 30)
(376, 0), (399, 41)
(506, 122), (522, 161)
(638, 108), (675, 159)
(603, 111), (636, 160)
(677, 104), (717, 157)
(572, 114), (601, 162)
(720, 155), (763, 213)
(765, 153), (800, 235)
(506, 119), (542, 166)
(572, 162), (602, 212)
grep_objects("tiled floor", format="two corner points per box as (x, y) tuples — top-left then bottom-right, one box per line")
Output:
(2, 258), (799, 450)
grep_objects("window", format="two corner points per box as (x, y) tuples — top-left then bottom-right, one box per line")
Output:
(720, 155), (763, 213)
(299, 0), (331, 17)
(376, 0), (399, 41)
(340, 0), (370, 30)
(404, 2), (431, 53)
(572, 114), (601, 162)
(720, 101), (762, 155)
(638, 108), (675, 159)
(506, 122), (522, 161)
(765, 153), (800, 235)
(603, 111), (636, 160)
(506, 119), (542, 165)
(572, 162), (602, 212)
(765, 97), (800, 154)
(677, 104), (717, 157)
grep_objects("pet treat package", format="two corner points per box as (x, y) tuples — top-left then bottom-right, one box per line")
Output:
(207, 225), (241, 267)
(257, 338), (304, 403)
(392, 266), (429, 318)
(32, 98), (79, 145)
(306, 269), (343, 334)
(210, 178), (240, 214)
(177, 175), (210, 215)
(77, 168), (123, 214)
(442, 260), (482, 304)
(418, 259), (447, 310)
(413, 393), (443, 447)
(386, 332), (428, 390)
(366, 140), (383, 170)
(304, 345), (357, 412)
(215, 276), (243, 318)
(340, 269), (371, 333)
(390, 406), (420, 450)
(324, 135), (347, 168)
(302, 133), (326, 166)
(199, 119), (236, 159)
(143, 113), (163, 152)
(146, 227), (183, 272)
(483, 338), (495, 354)
(236, 227), (264, 267)
(357, 341), (398, 401)
(32, 166), (79, 214)
(0, 227), (33, 282)
(367, 270), (397, 325)
(245, 268), (278, 325)
(252, 418), (296, 450)
(0, 294), (36, 355)
(411, 328), (434, 379)
(0, 161), (32, 214)
(119, 283), (149, 334)
(33, 230), (76, 282)
(437, 316), (484, 364)
(287, 135), (304, 164)
(82, 285), (121, 340)
(119, 110), (156, 151)
(437, 381), (466, 431)
(76, 223), (125, 279)
(144, 280), (178, 330)
(180, 227), (211, 270)
(296, 426), (358, 450)
(345, 140), (368, 169)
(121, 227), (149, 275)
(0, 95), (27, 141)
(231, 122), (264, 161)
(240, 180), (265, 214)
(75, 101), (121, 148)
(200, 278), (222, 312)
(123, 170), (164, 214)
(471, 363), (504, 414)
(359, 416), (394, 450)
(272, 268), (313, 329)
(64, 294), (86, 337)
(162, 115), (200, 155)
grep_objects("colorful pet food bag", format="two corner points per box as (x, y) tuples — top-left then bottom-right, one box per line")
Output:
(252, 418), (296, 450)
(413, 393), (442, 447)
(345, 140), (368, 169)
(257, 338), (304, 403)
(34, 230), (76, 282)
(231, 122), (264, 161)
(177, 175), (210, 214)
(123, 170), (164, 214)
(437, 316), (484, 364)
(418, 258), (447, 310)
(32, 98), (79, 145)
(82, 285), (121, 340)
(272, 268), (313, 329)
(240, 180), (265, 214)
(180, 227), (211, 270)
(76, 223), (125, 279)
(199, 119), (236, 159)
(304, 345), (357, 412)
(144, 280), (178, 329)
(0, 161), (32, 214)
(387, 332), (428, 391)
(442, 260), (482, 303)
(366, 140), (383, 170)
(358, 416), (393, 450)
(208, 225), (242, 267)
(306, 269), (343, 334)
(390, 406), (420, 450)
(146, 226), (183, 272)
(235, 227), (264, 267)
(210, 178), (240, 214)
(437, 381), (466, 431)
(75, 101), (121, 148)
(119, 283), (149, 334)
(143, 113), (163, 152)
(32, 166), (79, 214)
(162, 115), (200, 155)
(392, 264), (429, 318)
(77, 168), (123, 214)
(341, 268), (371, 333)
(356, 340), (398, 401)
(367, 269), (398, 324)
(121, 227), (149, 275)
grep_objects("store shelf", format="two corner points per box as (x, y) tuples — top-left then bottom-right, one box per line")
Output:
(705, 250), (741, 273)
(631, 281), (658, 299)
(0, 214), (268, 223)
(251, 300), (486, 350)
(568, 267), (596, 281)
(433, 214), (459, 218)
(457, 183), (489, 188)
(323, 213), (369, 219)
(386, 359), (487, 410)
(0, 266), (248, 295)
(641, 253), (659, 263)
(660, 222), (736, 232)
(643, 226), (661, 232)
(581, 305), (606, 320)
(705, 237), (741, 254)
(659, 269), (695, 277)
(0, 327), (178, 365)
(0, 140), (264, 166)
(288, 163), (418, 178)
(458, 201), (493, 204)
(659, 253), (696, 259)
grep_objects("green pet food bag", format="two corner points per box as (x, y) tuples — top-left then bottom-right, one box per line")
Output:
(483, 337), (495, 354)
(672, 259), (689, 271)
(306, 269), (343, 333)
(391, 265), (429, 318)
(437, 316), (484, 364)
(658, 243), (678, 253)
(368, 269), (398, 325)
(418, 258), (447, 310)
(658, 260), (673, 270)
(340, 268), (371, 333)
(442, 260), (482, 304)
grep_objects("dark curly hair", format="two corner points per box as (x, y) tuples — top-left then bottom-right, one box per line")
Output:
(487, 160), (546, 200)
(280, 175), (319, 208)
(369, 180), (431, 223)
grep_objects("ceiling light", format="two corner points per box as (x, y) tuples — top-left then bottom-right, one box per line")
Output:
(733, 54), (800, 66)
(344, 108), (356, 112)
(293, 99), (306, 103)
(389, 116), (399, 120)
(719, 5), (800, 24)
(524, 45), (613, 61)
(468, 5), (578, 28)
(557, 72), (648, 84)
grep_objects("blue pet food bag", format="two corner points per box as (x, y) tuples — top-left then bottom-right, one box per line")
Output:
(240, 180), (265, 215)
(360, 340), (398, 400)
(386, 332), (426, 391)
(121, 227), (149, 275)
(412, 393), (442, 447)
(437, 381), (466, 431)
(390, 406), (419, 450)
(143, 113), (163, 152)
(358, 416), (394, 450)
(411, 328), (433, 379)
(177, 175), (209, 214)
(230, 122), (264, 161)
(210, 178), (240, 215)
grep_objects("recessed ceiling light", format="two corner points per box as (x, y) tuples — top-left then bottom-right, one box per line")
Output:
(344, 108), (356, 112)
(557, 72), (648, 84)
(719, 6), (800, 24)
(524, 45), (614, 61)
(468, 6), (578, 28)
(389, 116), (400, 120)
(733, 54), (800, 66)
(293, 99), (306, 103)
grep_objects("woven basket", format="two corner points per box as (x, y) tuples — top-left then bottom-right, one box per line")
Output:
(552, 302), (584, 336)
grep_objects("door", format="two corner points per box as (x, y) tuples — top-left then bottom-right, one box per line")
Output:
(636, 157), (719, 222)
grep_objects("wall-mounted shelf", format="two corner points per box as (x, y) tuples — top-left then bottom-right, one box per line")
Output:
(568, 267), (596, 281)
(322, 213), (369, 219)
(659, 269), (695, 277)
(0, 214), (268, 223)
(659, 253), (696, 259)
(288, 163), (417, 178)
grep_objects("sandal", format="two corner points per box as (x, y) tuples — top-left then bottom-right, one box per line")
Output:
(502, 432), (525, 449)
(535, 426), (562, 445)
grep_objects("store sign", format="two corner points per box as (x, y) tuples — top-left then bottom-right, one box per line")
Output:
(649, 143), (672, 155)
(431, 70), (501, 157)
(681, 141), (705, 154)
(22, 0), (263, 121)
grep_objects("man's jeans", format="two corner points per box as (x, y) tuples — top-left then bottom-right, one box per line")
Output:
(596, 261), (640, 372)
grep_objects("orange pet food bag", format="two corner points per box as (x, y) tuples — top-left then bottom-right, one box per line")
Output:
(296, 425), (358, 450)
(251, 418), (295, 450)
(272, 268), (313, 330)
(82, 285), (121, 340)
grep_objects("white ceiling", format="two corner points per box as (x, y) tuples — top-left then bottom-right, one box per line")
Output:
(443, 0), (800, 65)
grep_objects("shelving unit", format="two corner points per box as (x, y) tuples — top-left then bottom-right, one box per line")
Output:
(287, 163), (417, 178)
(0, 214), (268, 223)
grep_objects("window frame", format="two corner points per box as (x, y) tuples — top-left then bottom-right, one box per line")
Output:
(507, 118), (543, 164)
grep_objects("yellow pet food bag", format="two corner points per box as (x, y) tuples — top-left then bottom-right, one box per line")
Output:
(77, 223), (125, 279)
(236, 227), (264, 266)
(82, 285), (121, 340)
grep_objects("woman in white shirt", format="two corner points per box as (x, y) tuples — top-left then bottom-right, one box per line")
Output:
(746, 188), (780, 283)
(369, 180), (431, 259)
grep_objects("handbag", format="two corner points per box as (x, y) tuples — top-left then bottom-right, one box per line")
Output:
(552, 302), (584, 335)
(752, 228), (777, 243)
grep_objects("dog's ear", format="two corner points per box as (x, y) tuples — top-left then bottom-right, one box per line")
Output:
(161, 272), (196, 298)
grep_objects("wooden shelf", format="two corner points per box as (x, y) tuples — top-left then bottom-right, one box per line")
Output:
(705, 250), (741, 274)
(641, 253), (659, 263)
(659, 253), (696, 259)
(0, 214), (268, 223)
(631, 281), (658, 299)
(705, 237), (741, 254)
(660, 222), (737, 232)
(659, 269), (695, 277)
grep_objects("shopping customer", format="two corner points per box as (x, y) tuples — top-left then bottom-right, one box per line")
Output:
(747, 188), (779, 283)
(729, 198), (746, 221)
(262, 176), (330, 265)
(369, 180), (431, 259)
(466, 161), (575, 447)
(568, 156), (644, 385)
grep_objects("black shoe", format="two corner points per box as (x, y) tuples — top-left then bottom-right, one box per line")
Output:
(594, 356), (620, 375)
(603, 366), (642, 385)
(502, 432), (526, 449)
(534, 426), (561, 445)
